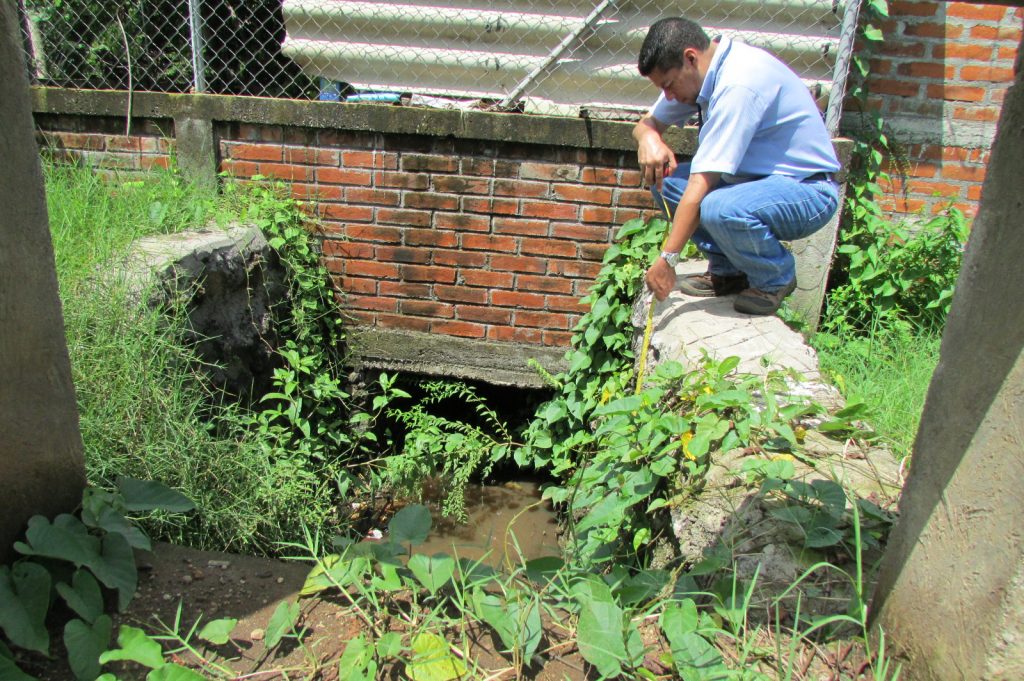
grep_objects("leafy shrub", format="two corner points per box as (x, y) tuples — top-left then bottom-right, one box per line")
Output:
(383, 380), (514, 520)
(50, 165), (376, 554)
(824, 205), (968, 334)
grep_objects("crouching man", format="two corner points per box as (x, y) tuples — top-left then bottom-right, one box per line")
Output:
(635, 17), (840, 315)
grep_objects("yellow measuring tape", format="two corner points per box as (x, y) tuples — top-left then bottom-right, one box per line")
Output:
(634, 195), (674, 395)
(634, 298), (657, 395)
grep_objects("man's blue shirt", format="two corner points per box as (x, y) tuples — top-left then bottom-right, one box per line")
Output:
(650, 37), (840, 181)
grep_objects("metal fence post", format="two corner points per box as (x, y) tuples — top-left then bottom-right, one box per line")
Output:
(188, 0), (207, 93)
(826, 0), (864, 136)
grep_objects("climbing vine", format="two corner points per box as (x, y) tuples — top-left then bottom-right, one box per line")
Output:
(516, 216), (871, 565)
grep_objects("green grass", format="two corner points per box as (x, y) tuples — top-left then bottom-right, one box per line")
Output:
(48, 163), (339, 554)
(45, 163), (214, 285)
(814, 328), (941, 459)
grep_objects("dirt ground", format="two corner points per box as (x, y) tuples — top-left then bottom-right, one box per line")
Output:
(18, 538), (885, 681)
(25, 541), (607, 681)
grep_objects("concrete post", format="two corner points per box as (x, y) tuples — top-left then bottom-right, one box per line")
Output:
(790, 208), (842, 328)
(0, 2), (86, 562)
(870, 35), (1024, 679)
(173, 114), (219, 196)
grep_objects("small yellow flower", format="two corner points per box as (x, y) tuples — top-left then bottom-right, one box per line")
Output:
(680, 432), (696, 461)
(770, 453), (795, 462)
(600, 387), (613, 404)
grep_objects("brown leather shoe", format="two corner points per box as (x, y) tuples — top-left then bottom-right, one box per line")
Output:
(678, 272), (749, 297)
(733, 279), (797, 315)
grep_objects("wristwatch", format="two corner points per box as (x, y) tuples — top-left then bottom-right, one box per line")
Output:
(660, 251), (680, 268)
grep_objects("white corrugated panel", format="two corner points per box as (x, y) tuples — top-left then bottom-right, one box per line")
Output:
(281, 0), (856, 119)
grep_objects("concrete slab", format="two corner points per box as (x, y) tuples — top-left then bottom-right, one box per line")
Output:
(637, 259), (823, 376)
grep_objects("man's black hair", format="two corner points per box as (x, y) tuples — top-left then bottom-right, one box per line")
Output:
(637, 18), (710, 76)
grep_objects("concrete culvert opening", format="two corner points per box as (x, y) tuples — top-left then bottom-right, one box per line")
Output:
(349, 370), (563, 567)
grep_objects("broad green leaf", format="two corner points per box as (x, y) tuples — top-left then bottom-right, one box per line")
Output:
(615, 218), (647, 239)
(770, 505), (812, 526)
(65, 615), (112, 681)
(264, 601), (300, 649)
(763, 459), (796, 480)
(632, 527), (651, 552)
(473, 591), (516, 652)
(146, 664), (206, 681)
(863, 25), (883, 41)
(301, 555), (369, 596)
(0, 563), (51, 654)
(81, 488), (121, 527)
(805, 526), (844, 548)
(92, 533), (138, 611)
(660, 600), (699, 640)
(833, 401), (869, 420)
(668, 631), (724, 679)
(14, 515), (100, 566)
(576, 597), (626, 678)
(389, 505), (432, 547)
(57, 570), (104, 624)
(574, 494), (625, 534)
(369, 539), (402, 564)
(571, 575), (615, 604)
(811, 479), (848, 515)
(510, 594), (543, 663)
(569, 350), (593, 373)
(372, 562), (403, 592)
(117, 478), (196, 513)
(88, 506), (151, 551)
(337, 635), (376, 681)
(0, 656), (37, 681)
(473, 589), (542, 663)
(197, 618), (237, 646)
(100, 626), (166, 669)
(376, 631), (403, 659)
(617, 570), (669, 607)
(524, 556), (564, 585)
(408, 553), (455, 596)
(405, 632), (466, 681)
(718, 356), (741, 375)
(593, 394), (644, 416)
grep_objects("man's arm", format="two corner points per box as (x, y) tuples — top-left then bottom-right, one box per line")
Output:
(644, 170), (720, 301)
(633, 114), (676, 190)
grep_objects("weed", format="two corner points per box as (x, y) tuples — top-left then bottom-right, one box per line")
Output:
(383, 380), (515, 520)
(814, 329), (939, 459)
(824, 206), (967, 336)
(0, 480), (195, 681)
(49, 164), (379, 554)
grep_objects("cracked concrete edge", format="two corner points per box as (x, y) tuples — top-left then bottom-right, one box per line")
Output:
(346, 327), (568, 389)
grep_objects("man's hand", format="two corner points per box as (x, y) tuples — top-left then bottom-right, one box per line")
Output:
(645, 257), (677, 301)
(633, 116), (676, 190)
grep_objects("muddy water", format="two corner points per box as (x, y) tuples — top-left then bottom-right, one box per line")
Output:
(416, 481), (562, 568)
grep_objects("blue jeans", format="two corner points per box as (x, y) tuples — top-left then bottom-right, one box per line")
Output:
(652, 163), (840, 291)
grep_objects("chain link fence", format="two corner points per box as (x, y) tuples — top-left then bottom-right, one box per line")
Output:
(18, 0), (858, 125)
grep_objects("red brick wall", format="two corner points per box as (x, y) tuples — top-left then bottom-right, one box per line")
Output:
(861, 1), (1021, 219)
(222, 125), (652, 346)
(36, 116), (173, 173)
(35, 115), (656, 348)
